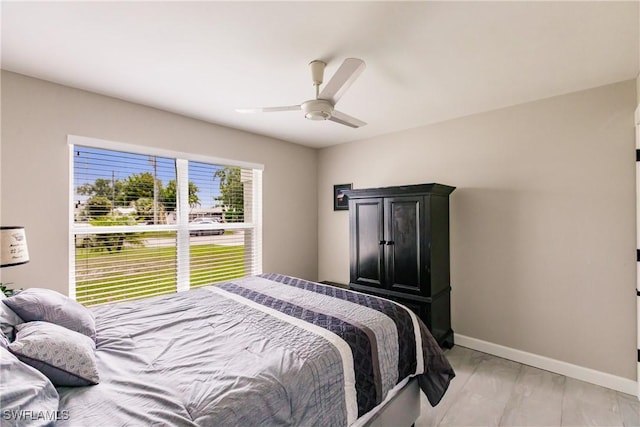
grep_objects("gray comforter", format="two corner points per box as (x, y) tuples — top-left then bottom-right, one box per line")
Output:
(57, 274), (454, 426)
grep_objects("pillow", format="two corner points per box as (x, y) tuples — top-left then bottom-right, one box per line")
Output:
(9, 321), (100, 387)
(0, 346), (59, 420)
(0, 329), (9, 349)
(3, 288), (96, 341)
(0, 299), (23, 342)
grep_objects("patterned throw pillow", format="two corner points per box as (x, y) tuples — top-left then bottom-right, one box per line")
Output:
(3, 288), (96, 341)
(8, 321), (100, 387)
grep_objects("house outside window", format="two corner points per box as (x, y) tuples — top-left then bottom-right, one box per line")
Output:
(69, 136), (263, 306)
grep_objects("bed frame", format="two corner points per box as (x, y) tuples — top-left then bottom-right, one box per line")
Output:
(359, 378), (420, 427)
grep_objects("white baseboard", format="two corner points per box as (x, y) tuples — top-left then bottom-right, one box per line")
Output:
(454, 334), (637, 397)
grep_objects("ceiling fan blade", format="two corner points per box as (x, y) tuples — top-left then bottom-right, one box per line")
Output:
(319, 58), (366, 104)
(329, 110), (367, 128)
(236, 105), (301, 113)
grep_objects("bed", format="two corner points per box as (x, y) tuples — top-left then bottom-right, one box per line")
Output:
(1, 273), (455, 426)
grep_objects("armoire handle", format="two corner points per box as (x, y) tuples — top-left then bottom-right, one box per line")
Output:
(379, 240), (386, 245)
(386, 241), (395, 245)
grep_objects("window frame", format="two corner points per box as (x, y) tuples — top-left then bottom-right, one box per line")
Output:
(68, 135), (263, 302)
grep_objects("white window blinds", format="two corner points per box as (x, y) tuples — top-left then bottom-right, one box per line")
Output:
(69, 137), (262, 306)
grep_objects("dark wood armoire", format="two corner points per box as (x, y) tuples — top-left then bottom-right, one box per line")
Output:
(345, 183), (455, 348)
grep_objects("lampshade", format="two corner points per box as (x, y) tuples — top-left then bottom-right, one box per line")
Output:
(1, 226), (30, 267)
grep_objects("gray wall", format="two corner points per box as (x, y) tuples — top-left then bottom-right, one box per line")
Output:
(318, 80), (637, 380)
(0, 71), (318, 292)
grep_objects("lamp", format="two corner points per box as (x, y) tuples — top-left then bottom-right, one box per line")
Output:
(1, 226), (30, 267)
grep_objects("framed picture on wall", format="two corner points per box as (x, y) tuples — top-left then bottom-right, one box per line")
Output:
(333, 184), (352, 211)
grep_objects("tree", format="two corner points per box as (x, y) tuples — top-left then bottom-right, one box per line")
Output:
(77, 178), (112, 198)
(77, 178), (125, 207)
(214, 167), (244, 222)
(119, 172), (167, 224)
(163, 180), (200, 210)
(85, 196), (112, 218)
(121, 172), (158, 205)
(87, 215), (144, 252)
(133, 197), (156, 223)
(78, 173), (203, 224)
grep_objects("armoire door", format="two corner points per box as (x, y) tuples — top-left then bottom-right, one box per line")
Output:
(384, 196), (427, 295)
(349, 197), (385, 288)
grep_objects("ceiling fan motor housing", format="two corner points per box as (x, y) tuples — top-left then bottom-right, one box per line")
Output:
(309, 60), (326, 86)
(302, 99), (333, 121)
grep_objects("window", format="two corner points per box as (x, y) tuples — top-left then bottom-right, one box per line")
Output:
(69, 136), (262, 306)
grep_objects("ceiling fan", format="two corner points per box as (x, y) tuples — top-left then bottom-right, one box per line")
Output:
(236, 58), (367, 128)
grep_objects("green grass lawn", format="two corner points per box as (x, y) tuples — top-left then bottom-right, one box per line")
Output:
(75, 243), (245, 306)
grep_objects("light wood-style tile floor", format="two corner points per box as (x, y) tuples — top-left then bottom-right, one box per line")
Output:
(416, 345), (640, 426)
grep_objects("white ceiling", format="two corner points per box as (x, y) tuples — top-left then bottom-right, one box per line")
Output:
(1, 1), (638, 148)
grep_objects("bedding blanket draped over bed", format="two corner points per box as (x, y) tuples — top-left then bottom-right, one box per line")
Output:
(57, 274), (454, 426)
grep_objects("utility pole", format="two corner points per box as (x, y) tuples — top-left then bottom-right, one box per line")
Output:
(111, 170), (115, 215)
(149, 156), (158, 225)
